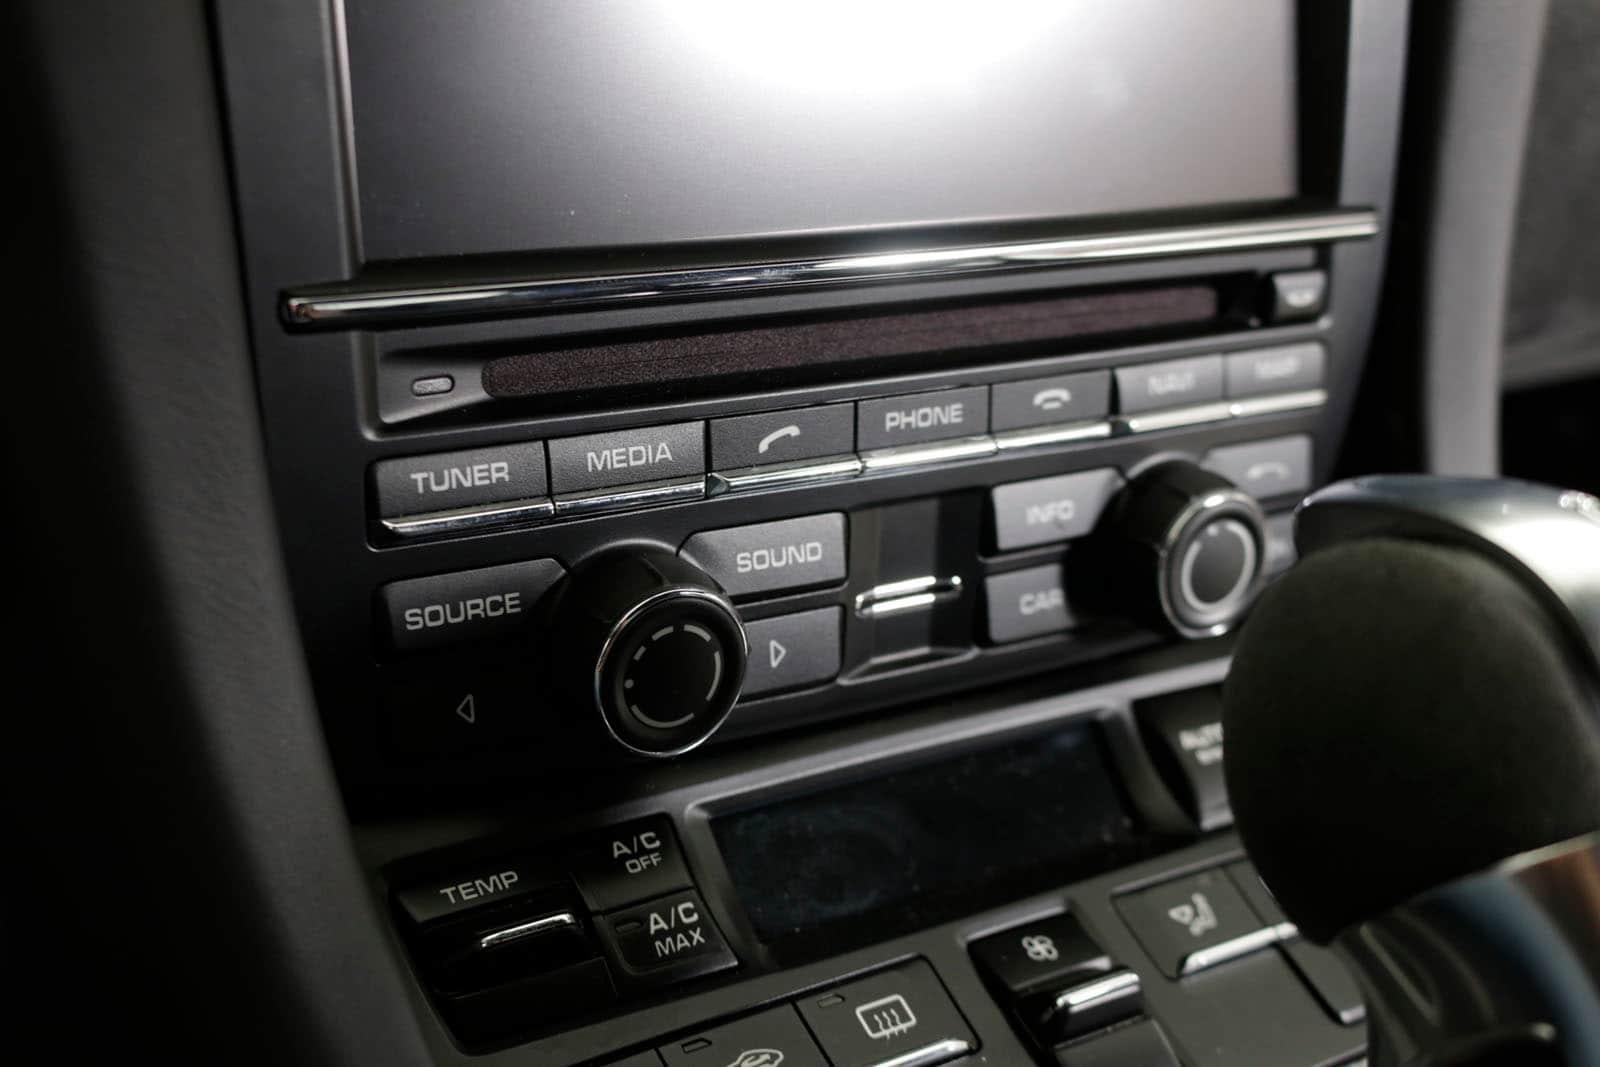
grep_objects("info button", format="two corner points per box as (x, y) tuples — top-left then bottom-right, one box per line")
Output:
(992, 468), (1124, 551)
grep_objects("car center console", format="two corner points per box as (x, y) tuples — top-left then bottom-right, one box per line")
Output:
(217, 1), (1406, 1064)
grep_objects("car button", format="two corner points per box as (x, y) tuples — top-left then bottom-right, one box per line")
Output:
(986, 564), (1077, 643)
(797, 959), (976, 1067)
(659, 1006), (828, 1067)
(742, 607), (843, 697)
(711, 405), (854, 470)
(970, 912), (1113, 998)
(1136, 687), (1231, 831)
(597, 890), (737, 987)
(378, 559), (566, 653)
(1116, 869), (1269, 978)
(1114, 355), (1223, 413)
(991, 371), (1113, 431)
(372, 441), (548, 519)
(992, 469), (1123, 551)
(395, 856), (555, 927)
(681, 513), (847, 598)
(1204, 435), (1312, 500)
(548, 421), (705, 494)
(1225, 343), (1325, 398)
(568, 815), (693, 913)
(857, 386), (989, 450)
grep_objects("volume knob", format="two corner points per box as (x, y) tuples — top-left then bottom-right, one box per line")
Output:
(550, 547), (747, 757)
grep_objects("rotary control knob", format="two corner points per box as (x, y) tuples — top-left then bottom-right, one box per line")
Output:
(549, 547), (748, 757)
(1081, 460), (1268, 638)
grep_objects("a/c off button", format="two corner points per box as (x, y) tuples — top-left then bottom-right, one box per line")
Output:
(986, 563), (1078, 643)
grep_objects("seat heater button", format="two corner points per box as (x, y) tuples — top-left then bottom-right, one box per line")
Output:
(1115, 869), (1265, 978)
(992, 371), (1112, 432)
(992, 469), (1124, 551)
(797, 959), (976, 1067)
(1203, 435), (1312, 500)
(548, 421), (705, 494)
(568, 815), (693, 913)
(742, 607), (843, 697)
(660, 1006), (829, 1067)
(711, 405), (854, 470)
(597, 890), (736, 987)
(379, 559), (566, 653)
(1225, 343), (1325, 398)
(681, 513), (847, 598)
(970, 911), (1113, 999)
(1115, 355), (1224, 414)
(857, 386), (989, 450)
(986, 564), (1078, 643)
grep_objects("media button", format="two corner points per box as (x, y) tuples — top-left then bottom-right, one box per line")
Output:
(992, 469), (1124, 551)
(742, 607), (843, 697)
(991, 371), (1112, 431)
(1225, 343), (1325, 398)
(373, 441), (547, 519)
(379, 559), (566, 653)
(857, 386), (989, 450)
(681, 513), (847, 598)
(711, 405), (854, 470)
(1115, 355), (1224, 414)
(986, 564), (1077, 643)
(548, 422), (705, 494)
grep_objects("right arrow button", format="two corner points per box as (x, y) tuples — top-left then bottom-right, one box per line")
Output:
(742, 608), (842, 698)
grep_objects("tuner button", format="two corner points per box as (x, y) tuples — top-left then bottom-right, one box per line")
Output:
(1084, 460), (1268, 638)
(552, 548), (747, 757)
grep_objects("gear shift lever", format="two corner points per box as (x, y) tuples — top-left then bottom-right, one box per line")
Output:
(1222, 475), (1600, 1066)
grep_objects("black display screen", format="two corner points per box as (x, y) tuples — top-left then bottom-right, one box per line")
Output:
(713, 723), (1171, 964)
(344, 1), (1299, 263)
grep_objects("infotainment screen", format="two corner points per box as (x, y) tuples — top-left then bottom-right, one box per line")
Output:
(343, 1), (1299, 263)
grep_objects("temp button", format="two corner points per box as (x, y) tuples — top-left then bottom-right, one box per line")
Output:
(681, 513), (847, 598)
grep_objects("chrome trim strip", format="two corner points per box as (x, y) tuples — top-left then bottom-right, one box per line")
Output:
(1273, 921), (1300, 942)
(1228, 388), (1329, 418)
(284, 210), (1380, 329)
(1052, 968), (1142, 1012)
(552, 478), (705, 517)
(379, 497), (555, 538)
(864, 1038), (974, 1067)
(854, 575), (965, 619)
(860, 434), (998, 472)
(478, 912), (578, 951)
(1115, 401), (1234, 435)
(1179, 926), (1284, 976)
(993, 420), (1115, 451)
(706, 455), (863, 495)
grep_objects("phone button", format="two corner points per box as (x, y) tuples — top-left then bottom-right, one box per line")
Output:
(1203, 435), (1312, 500)
(710, 405), (855, 469)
